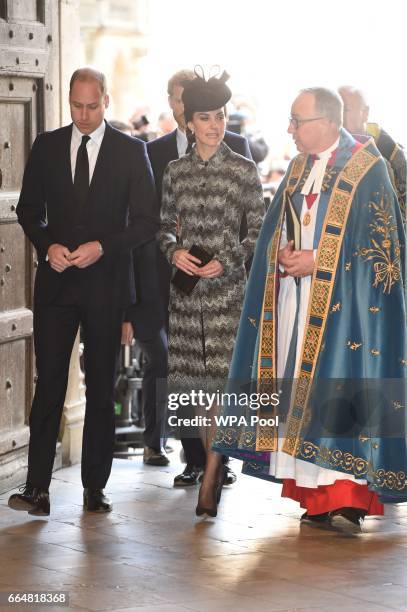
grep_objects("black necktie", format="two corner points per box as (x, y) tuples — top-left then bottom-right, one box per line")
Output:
(185, 139), (193, 154)
(74, 134), (90, 207)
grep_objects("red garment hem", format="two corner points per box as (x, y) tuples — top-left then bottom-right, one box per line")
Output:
(282, 478), (384, 516)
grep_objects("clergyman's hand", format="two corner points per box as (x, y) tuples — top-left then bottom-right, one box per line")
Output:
(69, 241), (102, 269)
(284, 249), (315, 278)
(47, 243), (72, 273)
(278, 240), (295, 269)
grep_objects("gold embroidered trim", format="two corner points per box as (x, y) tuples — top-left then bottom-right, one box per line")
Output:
(282, 142), (379, 456)
(298, 441), (407, 491)
(255, 155), (306, 451)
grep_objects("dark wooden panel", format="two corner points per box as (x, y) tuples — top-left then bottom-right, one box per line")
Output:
(0, 0), (6, 21)
(0, 223), (31, 310)
(0, 338), (27, 431)
(7, 0), (43, 22)
(0, 100), (29, 192)
(0, 308), (32, 342)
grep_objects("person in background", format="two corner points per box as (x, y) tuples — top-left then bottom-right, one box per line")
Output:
(110, 119), (168, 468)
(338, 85), (406, 220)
(157, 111), (177, 137)
(109, 119), (133, 136)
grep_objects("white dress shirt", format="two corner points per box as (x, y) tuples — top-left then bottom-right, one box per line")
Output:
(176, 127), (188, 157)
(70, 120), (106, 183)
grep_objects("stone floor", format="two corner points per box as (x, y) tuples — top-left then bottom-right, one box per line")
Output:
(1, 448), (407, 612)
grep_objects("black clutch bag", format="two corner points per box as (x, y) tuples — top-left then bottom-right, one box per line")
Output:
(171, 244), (213, 295)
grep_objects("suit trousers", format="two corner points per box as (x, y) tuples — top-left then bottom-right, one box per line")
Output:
(27, 275), (122, 490)
(137, 328), (168, 451)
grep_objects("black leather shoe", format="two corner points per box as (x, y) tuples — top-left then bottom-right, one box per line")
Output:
(224, 466), (237, 485)
(8, 484), (50, 516)
(301, 511), (330, 524)
(199, 465), (237, 485)
(173, 464), (203, 487)
(329, 507), (365, 531)
(143, 446), (170, 466)
(83, 488), (112, 513)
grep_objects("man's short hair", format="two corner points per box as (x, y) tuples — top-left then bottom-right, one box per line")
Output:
(301, 87), (343, 127)
(167, 69), (195, 96)
(70, 67), (107, 96)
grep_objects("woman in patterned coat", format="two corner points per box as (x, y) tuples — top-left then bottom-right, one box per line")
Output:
(158, 69), (264, 513)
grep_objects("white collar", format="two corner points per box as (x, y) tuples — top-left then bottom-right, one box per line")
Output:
(176, 126), (187, 139)
(72, 120), (106, 146)
(316, 136), (340, 160)
(301, 136), (340, 196)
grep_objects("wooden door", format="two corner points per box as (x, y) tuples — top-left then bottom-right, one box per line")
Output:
(0, 0), (59, 492)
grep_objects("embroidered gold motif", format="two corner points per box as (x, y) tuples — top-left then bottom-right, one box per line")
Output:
(401, 359), (407, 366)
(393, 401), (403, 411)
(294, 376), (309, 406)
(322, 166), (338, 192)
(248, 317), (257, 328)
(330, 192), (349, 226)
(311, 282), (330, 317)
(331, 302), (341, 312)
(318, 236), (339, 270)
(374, 469), (407, 491)
(369, 306), (380, 313)
(345, 262), (352, 271)
(358, 193), (401, 294)
(343, 148), (376, 183)
(359, 435), (370, 443)
(297, 441), (407, 491)
(347, 341), (362, 350)
(370, 349), (380, 356)
(303, 211), (311, 226)
(303, 327), (320, 362)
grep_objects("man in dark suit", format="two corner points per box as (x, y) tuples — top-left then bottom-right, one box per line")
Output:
(8, 68), (158, 516)
(122, 239), (168, 466)
(147, 69), (252, 487)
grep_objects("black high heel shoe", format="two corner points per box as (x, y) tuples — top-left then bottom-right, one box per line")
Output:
(196, 464), (227, 518)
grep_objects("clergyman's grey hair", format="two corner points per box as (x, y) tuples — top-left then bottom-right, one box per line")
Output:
(301, 87), (343, 127)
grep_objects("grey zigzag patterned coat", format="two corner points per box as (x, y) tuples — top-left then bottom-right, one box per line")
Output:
(158, 142), (265, 389)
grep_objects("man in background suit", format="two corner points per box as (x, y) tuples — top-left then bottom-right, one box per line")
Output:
(338, 86), (406, 221)
(147, 69), (252, 487)
(8, 68), (158, 516)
